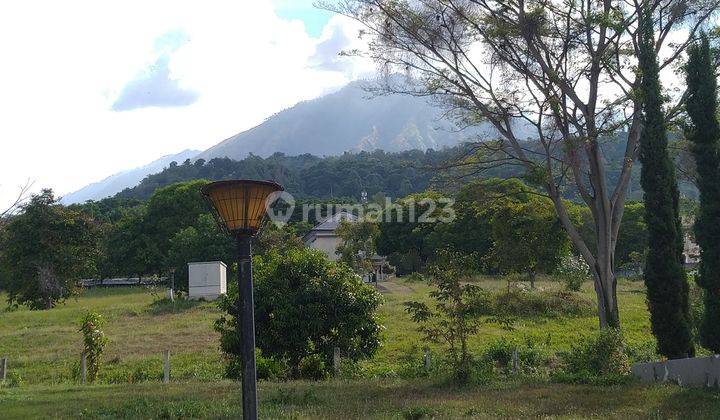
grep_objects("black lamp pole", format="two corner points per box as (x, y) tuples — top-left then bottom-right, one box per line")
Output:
(237, 234), (258, 420)
(201, 179), (284, 420)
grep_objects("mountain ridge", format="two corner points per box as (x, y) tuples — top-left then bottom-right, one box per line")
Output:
(61, 149), (200, 204)
(196, 79), (530, 161)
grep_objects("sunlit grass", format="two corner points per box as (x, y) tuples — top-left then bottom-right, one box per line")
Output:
(2, 276), (710, 419)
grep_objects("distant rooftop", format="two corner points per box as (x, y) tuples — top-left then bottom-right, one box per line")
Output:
(310, 211), (358, 232)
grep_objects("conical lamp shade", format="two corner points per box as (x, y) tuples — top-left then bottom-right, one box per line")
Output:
(201, 180), (283, 236)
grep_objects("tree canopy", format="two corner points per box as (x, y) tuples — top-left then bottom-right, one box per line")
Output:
(0, 190), (99, 309)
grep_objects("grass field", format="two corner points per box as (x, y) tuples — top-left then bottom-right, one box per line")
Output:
(1, 277), (718, 418)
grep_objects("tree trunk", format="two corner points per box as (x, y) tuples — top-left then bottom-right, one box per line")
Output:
(548, 184), (621, 329)
(591, 263), (619, 329)
(529, 269), (536, 290)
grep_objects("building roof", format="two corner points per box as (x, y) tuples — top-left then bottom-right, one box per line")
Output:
(310, 211), (358, 232)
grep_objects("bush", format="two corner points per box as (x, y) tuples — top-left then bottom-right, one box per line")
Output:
(491, 289), (594, 318)
(298, 354), (328, 380)
(215, 248), (383, 379)
(555, 254), (590, 291)
(225, 350), (287, 381)
(553, 328), (631, 385)
(402, 407), (437, 420)
(482, 336), (553, 374)
(0, 371), (23, 388)
(403, 272), (425, 283)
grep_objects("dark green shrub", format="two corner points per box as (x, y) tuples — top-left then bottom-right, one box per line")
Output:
(553, 328), (631, 385)
(256, 355), (288, 381)
(298, 354), (328, 380)
(482, 336), (553, 374)
(216, 248), (383, 379)
(225, 350), (287, 381)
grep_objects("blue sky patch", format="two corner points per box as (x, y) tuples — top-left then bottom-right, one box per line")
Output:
(274, 0), (333, 38)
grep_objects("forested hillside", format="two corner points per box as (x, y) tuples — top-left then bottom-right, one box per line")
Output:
(116, 149), (463, 202)
(109, 138), (677, 205)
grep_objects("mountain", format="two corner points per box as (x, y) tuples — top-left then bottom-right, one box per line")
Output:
(197, 80), (533, 161)
(61, 149), (200, 204)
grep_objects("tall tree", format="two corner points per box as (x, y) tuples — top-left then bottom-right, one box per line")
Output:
(488, 195), (569, 288)
(637, 11), (693, 359)
(0, 189), (99, 309)
(331, 0), (718, 328)
(685, 35), (720, 353)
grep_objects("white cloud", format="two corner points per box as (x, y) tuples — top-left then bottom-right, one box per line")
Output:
(0, 0), (371, 208)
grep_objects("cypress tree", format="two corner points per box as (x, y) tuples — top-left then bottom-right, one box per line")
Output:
(637, 10), (694, 359)
(685, 35), (720, 353)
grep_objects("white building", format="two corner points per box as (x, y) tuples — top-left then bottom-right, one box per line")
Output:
(303, 212), (357, 261)
(303, 211), (389, 282)
(188, 261), (227, 300)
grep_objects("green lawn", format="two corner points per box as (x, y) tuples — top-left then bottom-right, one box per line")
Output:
(2, 378), (720, 419)
(1, 277), (717, 418)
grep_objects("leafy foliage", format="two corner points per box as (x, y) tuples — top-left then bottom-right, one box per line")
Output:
(486, 194), (569, 286)
(115, 149), (455, 202)
(0, 190), (99, 309)
(404, 252), (489, 384)
(554, 328), (631, 385)
(215, 247), (383, 379)
(335, 219), (380, 274)
(79, 311), (108, 383)
(378, 179), (570, 279)
(482, 336), (553, 375)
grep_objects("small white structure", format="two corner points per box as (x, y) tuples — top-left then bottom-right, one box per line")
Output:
(188, 261), (227, 300)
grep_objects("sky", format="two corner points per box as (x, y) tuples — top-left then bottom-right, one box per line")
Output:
(0, 0), (373, 209)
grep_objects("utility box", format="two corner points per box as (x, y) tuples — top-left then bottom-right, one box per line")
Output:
(188, 261), (227, 300)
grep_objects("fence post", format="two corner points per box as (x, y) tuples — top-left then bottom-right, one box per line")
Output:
(511, 348), (519, 374)
(81, 351), (87, 384)
(1, 356), (7, 382)
(163, 349), (170, 384)
(423, 346), (432, 372)
(333, 347), (341, 376)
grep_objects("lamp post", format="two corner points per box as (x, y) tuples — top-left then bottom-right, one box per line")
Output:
(201, 179), (283, 420)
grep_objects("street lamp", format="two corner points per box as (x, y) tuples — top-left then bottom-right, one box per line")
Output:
(201, 179), (283, 420)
